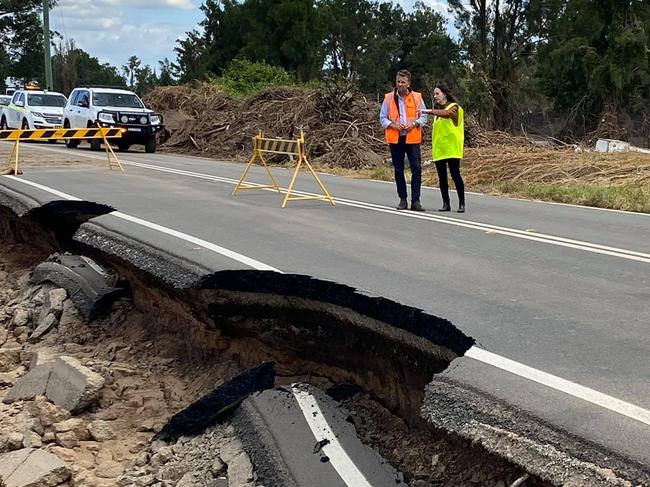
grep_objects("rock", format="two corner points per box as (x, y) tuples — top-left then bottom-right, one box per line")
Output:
(27, 395), (71, 427)
(30, 350), (56, 370)
(150, 446), (173, 466)
(48, 288), (67, 315)
(12, 308), (30, 327)
(95, 460), (124, 479)
(134, 474), (156, 486)
(137, 419), (155, 432)
(88, 420), (116, 441)
(0, 348), (22, 373)
(43, 431), (56, 443)
(211, 457), (226, 475)
(0, 434), (8, 453)
(3, 363), (54, 403)
(220, 439), (254, 486)
(38, 289), (66, 326)
(135, 452), (148, 466)
(55, 430), (78, 449)
(32, 288), (47, 306)
(22, 430), (42, 448)
(45, 356), (105, 412)
(29, 313), (58, 342)
(0, 368), (25, 386)
(176, 472), (196, 487)
(12, 326), (29, 338)
(53, 418), (90, 440)
(7, 432), (24, 451)
(0, 326), (8, 347)
(19, 350), (33, 367)
(0, 448), (71, 487)
(15, 333), (28, 344)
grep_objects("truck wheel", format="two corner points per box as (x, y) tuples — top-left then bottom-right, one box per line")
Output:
(90, 138), (101, 151)
(117, 142), (130, 152)
(0, 117), (7, 130)
(144, 135), (156, 153)
(64, 122), (79, 148)
(22, 119), (30, 130)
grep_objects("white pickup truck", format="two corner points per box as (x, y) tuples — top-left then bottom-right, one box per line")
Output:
(0, 89), (67, 136)
(63, 86), (163, 153)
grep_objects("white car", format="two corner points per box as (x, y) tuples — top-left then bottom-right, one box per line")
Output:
(0, 90), (67, 137)
(63, 86), (163, 153)
(0, 95), (12, 108)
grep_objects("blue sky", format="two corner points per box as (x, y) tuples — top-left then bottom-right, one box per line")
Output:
(50, 0), (450, 74)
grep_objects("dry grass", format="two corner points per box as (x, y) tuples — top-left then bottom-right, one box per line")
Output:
(317, 146), (650, 213)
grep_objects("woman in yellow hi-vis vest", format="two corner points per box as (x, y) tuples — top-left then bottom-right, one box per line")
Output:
(421, 83), (465, 212)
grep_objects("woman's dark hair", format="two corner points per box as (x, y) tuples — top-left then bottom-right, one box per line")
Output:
(434, 82), (457, 107)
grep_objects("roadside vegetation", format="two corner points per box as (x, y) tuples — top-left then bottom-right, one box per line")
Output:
(4, 0), (650, 212)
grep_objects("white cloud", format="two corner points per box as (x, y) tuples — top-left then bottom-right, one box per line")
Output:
(128, 0), (194, 10)
(50, 0), (200, 69)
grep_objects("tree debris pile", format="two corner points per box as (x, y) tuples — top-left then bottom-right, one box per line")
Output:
(146, 82), (388, 169)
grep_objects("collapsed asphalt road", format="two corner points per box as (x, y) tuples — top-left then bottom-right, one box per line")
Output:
(0, 200), (557, 486)
(0, 143), (644, 486)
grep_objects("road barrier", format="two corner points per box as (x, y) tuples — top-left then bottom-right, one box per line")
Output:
(232, 130), (335, 208)
(0, 127), (126, 175)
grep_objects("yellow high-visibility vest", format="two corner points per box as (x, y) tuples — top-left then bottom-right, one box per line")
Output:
(432, 102), (464, 161)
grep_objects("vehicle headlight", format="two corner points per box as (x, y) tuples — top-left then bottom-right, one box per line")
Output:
(140, 116), (148, 124)
(31, 111), (44, 119)
(150, 115), (161, 125)
(98, 112), (115, 123)
(120, 115), (129, 123)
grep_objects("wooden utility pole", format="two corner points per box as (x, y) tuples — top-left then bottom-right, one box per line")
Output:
(42, 0), (53, 90)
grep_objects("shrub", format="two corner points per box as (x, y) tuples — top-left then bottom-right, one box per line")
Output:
(218, 58), (296, 98)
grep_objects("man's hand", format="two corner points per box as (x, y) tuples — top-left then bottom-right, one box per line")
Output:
(404, 121), (419, 131)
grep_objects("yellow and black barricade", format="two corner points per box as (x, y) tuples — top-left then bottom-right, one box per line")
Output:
(0, 127), (126, 176)
(232, 130), (335, 208)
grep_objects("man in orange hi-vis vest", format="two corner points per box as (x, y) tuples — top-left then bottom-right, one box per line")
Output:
(379, 69), (428, 211)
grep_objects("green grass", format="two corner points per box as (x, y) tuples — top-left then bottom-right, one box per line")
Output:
(369, 165), (394, 181)
(493, 182), (650, 213)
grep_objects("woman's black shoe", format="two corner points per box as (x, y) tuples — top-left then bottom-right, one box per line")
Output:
(457, 203), (465, 213)
(438, 204), (451, 212)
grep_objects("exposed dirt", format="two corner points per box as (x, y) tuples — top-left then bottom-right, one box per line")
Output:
(0, 242), (247, 486)
(342, 393), (552, 487)
(0, 238), (558, 487)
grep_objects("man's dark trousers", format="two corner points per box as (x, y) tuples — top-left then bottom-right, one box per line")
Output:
(390, 135), (422, 201)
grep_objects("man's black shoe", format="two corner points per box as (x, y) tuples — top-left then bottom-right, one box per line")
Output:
(411, 200), (425, 212)
(438, 203), (451, 212)
(396, 198), (408, 210)
(457, 203), (465, 213)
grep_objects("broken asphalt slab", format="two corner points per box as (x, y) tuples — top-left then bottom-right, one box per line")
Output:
(231, 383), (405, 487)
(156, 362), (276, 442)
(30, 254), (123, 320)
(3, 356), (104, 413)
(0, 448), (71, 487)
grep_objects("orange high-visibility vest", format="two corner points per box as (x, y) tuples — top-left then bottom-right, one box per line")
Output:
(384, 90), (423, 144)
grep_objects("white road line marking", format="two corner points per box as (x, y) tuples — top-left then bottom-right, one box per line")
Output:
(11, 141), (650, 218)
(121, 160), (650, 264)
(292, 386), (373, 487)
(13, 141), (650, 217)
(466, 346), (650, 427)
(4, 176), (281, 273)
(4, 172), (650, 429)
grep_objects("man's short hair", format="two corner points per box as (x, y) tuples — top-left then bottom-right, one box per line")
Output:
(396, 69), (411, 81)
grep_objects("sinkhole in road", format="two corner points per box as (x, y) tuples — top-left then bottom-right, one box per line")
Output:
(0, 199), (645, 487)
